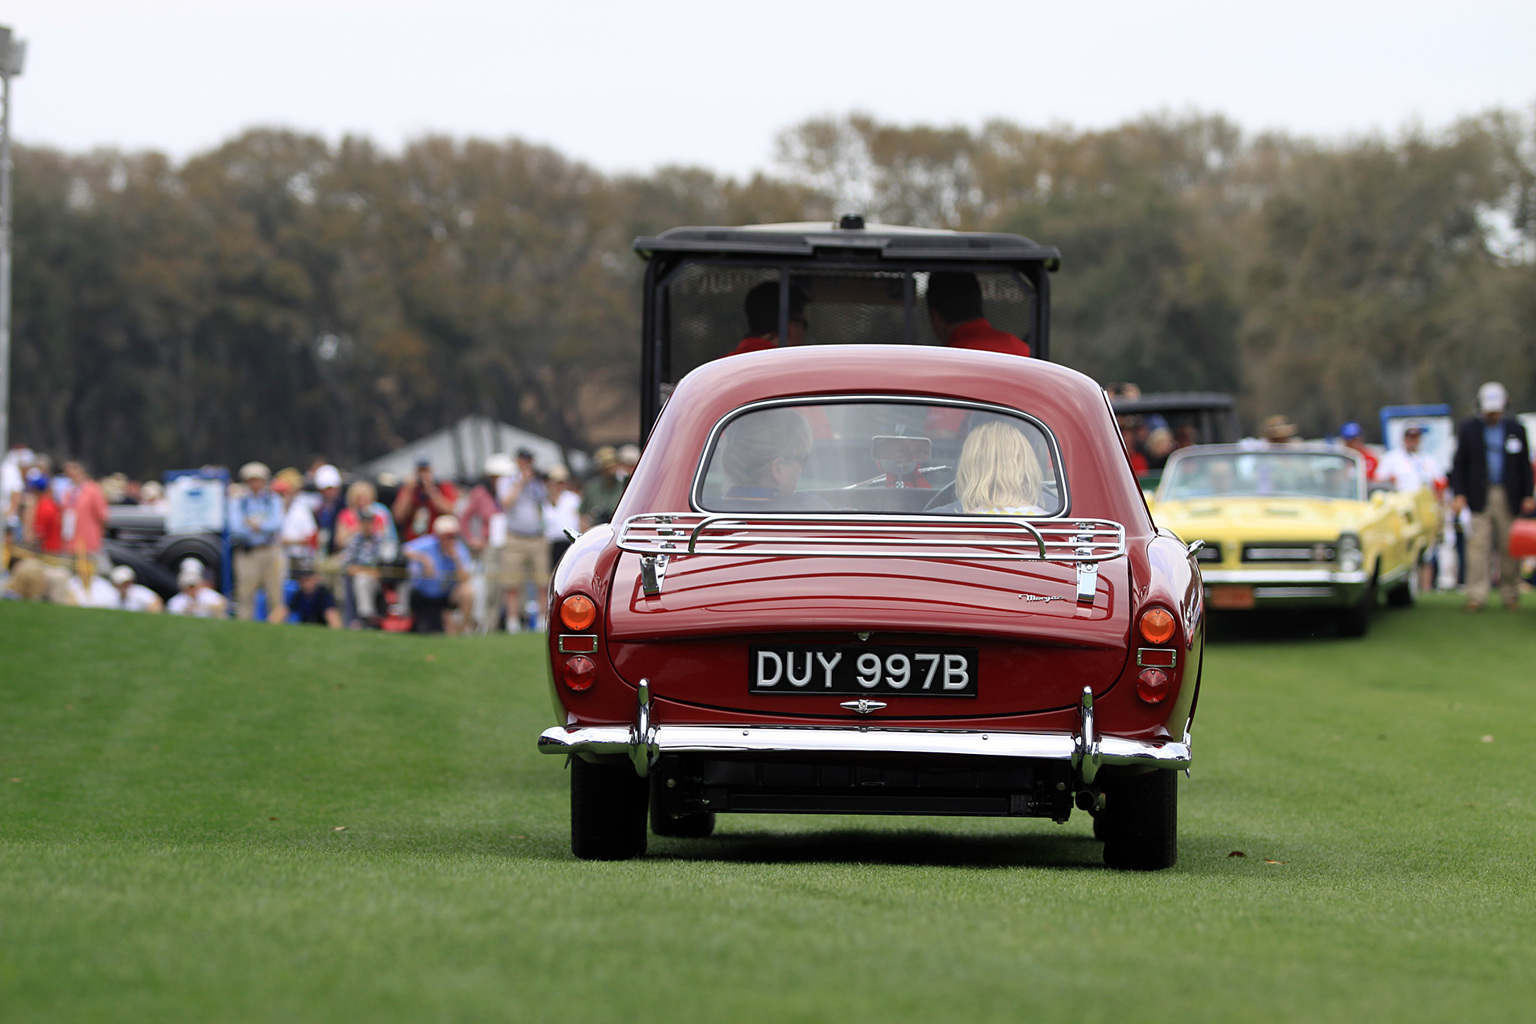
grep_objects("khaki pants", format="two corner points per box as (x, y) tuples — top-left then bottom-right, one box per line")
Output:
(496, 533), (551, 591)
(235, 543), (287, 621)
(1466, 484), (1519, 607)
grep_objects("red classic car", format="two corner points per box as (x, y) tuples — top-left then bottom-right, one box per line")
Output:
(539, 345), (1205, 869)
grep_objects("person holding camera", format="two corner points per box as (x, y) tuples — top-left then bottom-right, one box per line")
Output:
(392, 456), (460, 542)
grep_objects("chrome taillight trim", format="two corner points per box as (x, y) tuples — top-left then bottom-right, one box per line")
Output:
(557, 634), (599, 654)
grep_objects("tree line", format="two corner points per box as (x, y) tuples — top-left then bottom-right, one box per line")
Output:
(10, 108), (1535, 477)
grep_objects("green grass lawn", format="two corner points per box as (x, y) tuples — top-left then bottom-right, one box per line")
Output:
(2, 594), (1534, 1022)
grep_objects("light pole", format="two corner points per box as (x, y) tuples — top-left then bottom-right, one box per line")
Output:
(0, 25), (25, 456)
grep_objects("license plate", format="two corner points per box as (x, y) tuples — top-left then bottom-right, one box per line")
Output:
(1208, 585), (1255, 610)
(750, 645), (979, 696)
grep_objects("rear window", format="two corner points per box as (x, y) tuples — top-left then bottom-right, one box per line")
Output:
(695, 400), (1065, 516)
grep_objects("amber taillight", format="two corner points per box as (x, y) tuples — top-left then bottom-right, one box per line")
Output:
(560, 594), (596, 631)
(1138, 607), (1176, 645)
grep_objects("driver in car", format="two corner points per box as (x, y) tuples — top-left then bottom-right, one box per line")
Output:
(719, 408), (831, 510)
(875, 436), (935, 489)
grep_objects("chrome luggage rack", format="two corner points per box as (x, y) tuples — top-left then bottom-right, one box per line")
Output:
(617, 513), (1127, 601)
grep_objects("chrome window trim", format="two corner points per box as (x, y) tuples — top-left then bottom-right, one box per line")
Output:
(689, 394), (1071, 518)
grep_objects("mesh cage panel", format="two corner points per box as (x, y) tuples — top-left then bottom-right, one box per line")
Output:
(662, 263), (1037, 385)
(796, 270), (909, 348)
(664, 264), (781, 382)
(913, 271), (1034, 346)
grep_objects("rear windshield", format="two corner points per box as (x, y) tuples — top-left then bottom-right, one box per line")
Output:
(1161, 450), (1364, 501)
(695, 400), (1065, 516)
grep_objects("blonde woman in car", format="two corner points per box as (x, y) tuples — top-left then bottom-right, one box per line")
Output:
(956, 420), (1046, 516)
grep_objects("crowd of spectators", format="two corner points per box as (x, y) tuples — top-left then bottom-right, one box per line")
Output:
(6, 376), (1532, 623)
(1, 441), (641, 635)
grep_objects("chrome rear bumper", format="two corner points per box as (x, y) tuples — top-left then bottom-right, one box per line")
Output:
(538, 684), (1190, 786)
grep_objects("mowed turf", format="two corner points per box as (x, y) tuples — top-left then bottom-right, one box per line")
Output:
(2, 595), (1534, 1023)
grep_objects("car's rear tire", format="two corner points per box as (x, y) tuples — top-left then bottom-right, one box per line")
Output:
(570, 756), (649, 860)
(1100, 769), (1177, 871)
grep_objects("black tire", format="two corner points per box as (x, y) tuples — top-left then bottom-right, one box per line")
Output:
(570, 756), (649, 860)
(1338, 575), (1376, 637)
(1100, 770), (1178, 871)
(650, 781), (716, 839)
(1385, 553), (1421, 608)
(104, 542), (179, 600)
(155, 533), (224, 582)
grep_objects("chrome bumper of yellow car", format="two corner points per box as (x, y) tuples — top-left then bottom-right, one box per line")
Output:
(538, 683), (1191, 787)
(1201, 568), (1370, 585)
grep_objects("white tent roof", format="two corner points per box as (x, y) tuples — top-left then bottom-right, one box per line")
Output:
(355, 415), (582, 482)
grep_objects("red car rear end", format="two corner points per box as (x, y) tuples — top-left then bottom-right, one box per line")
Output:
(541, 347), (1204, 869)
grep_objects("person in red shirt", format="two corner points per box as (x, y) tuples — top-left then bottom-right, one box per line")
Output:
(24, 472), (64, 555)
(392, 457), (460, 541)
(1339, 422), (1379, 480)
(727, 281), (809, 356)
(926, 271), (1031, 357)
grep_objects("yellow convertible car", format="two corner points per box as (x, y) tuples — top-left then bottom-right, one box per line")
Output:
(1150, 444), (1440, 636)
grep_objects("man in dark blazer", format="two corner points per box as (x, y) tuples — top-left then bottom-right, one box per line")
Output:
(1449, 381), (1535, 610)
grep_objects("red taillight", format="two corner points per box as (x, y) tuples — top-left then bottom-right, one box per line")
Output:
(562, 655), (596, 691)
(560, 594), (596, 632)
(1139, 607), (1176, 645)
(1136, 668), (1170, 704)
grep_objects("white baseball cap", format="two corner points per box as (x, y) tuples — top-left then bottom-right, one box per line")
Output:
(433, 514), (461, 535)
(314, 464), (343, 489)
(110, 565), (135, 585)
(1477, 382), (1507, 413)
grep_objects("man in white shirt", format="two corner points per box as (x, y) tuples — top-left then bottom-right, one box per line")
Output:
(543, 465), (581, 569)
(1375, 423), (1443, 493)
(1376, 422), (1447, 596)
(106, 564), (163, 612)
(1, 444), (30, 539)
(66, 570), (118, 608)
(167, 568), (228, 618)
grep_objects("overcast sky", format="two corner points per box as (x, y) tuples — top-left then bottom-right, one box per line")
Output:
(5, 0), (1534, 179)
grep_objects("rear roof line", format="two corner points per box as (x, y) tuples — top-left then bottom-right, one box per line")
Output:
(634, 223), (1061, 265)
